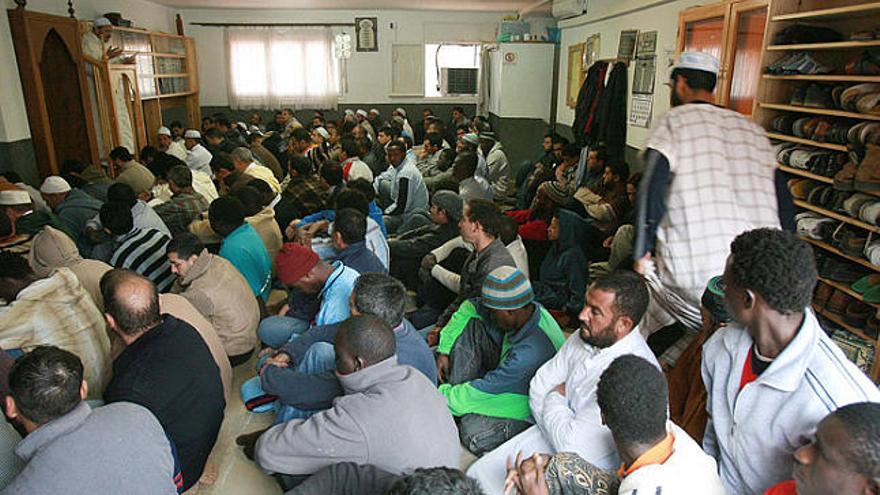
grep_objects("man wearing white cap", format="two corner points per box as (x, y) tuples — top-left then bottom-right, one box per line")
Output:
(457, 133), (489, 180)
(633, 51), (781, 335)
(40, 176), (102, 255)
(355, 109), (376, 142)
(183, 130), (214, 177)
(82, 17), (135, 154)
(392, 108), (415, 141)
(0, 188), (72, 240)
(157, 127), (187, 162)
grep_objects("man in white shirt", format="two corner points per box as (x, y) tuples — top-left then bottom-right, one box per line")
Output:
(157, 127), (187, 161)
(339, 135), (373, 184)
(702, 228), (880, 495)
(467, 271), (659, 494)
(183, 130), (213, 177)
(478, 132), (510, 201)
(454, 153), (492, 203)
(230, 147), (281, 194)
(505, 355), (724, 495)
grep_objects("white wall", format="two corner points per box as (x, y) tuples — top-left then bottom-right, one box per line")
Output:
(556, 0), (705, 149)
(0, 0), (174, 142)
(175, 8), (510, 107)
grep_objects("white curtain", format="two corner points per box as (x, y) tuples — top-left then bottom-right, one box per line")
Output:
(225, 26), (340, 110)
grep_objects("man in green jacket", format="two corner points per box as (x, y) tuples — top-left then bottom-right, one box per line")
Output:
(437, 266), (565, 456)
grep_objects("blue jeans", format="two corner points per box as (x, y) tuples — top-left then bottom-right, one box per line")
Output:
(258, 316), (310, 348)
(273, 342), (336, 425)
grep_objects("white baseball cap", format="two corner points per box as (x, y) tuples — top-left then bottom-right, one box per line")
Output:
(0, 189), (32, 205)
(184, 130), (201, 139)
(94, 17), (112, 27)
(673, 51), (720, 75)
(40, 176), (72, 194)
(157, 126), (172, 136)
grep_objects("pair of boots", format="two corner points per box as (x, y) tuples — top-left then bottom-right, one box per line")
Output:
(833, 143), (880, 193)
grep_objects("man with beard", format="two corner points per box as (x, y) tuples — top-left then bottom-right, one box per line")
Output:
(632, 51), (783, 336)
(466, 270), (658, 494)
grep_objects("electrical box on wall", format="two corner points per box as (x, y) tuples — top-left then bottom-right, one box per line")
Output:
(441, 68), (479, 96)
(552, 0), (587, 19)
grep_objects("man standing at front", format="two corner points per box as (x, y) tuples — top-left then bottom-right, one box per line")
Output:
(633, 51), (781, 334)
(467, 271), (658, 494)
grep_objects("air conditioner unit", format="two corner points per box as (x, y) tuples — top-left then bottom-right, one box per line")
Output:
(552, 0), (587, 19)
(441, 68), (479, 96)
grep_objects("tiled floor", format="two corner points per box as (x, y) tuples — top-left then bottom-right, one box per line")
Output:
(195, 353), (478, 495)
(198, 354), (281, 495)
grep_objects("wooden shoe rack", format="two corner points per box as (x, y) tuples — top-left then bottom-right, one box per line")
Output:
(755, 0), (880, 382)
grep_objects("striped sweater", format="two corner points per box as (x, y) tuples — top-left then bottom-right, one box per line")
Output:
(111, 228), (175, 292)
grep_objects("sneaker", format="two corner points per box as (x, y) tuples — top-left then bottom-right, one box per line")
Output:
(859, 200), (880, 226)
(865, 239), (880, 265)
(854, 144), (880, 193)
(843, 192), (876, 217)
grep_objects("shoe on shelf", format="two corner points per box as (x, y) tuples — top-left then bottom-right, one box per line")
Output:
(843, 192), (876, 218)
(865, 239), (880, 266)
(852, 273), (880, 293)
(859, 200), (880, 226)
(844, 300), (874, 327)
(790, 85), (808, 106)
(833, 226), (869, 257)
(814, 281), (835, 307)
(834, 159), (858, 191)
(854, 144), (880, 193)
(804, 83), (835, 109)
(826, 289), (851, 315)
(819, 256), (869, 284)
(865, 312), (880, 338)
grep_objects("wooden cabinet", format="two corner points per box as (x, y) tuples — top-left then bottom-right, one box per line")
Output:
(7, 8), (99, 177)
(677, 0), (770, 116)
(81, 24), (201, 162)
(755, 0), (880, 382)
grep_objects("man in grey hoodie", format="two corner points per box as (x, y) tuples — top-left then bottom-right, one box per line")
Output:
(252, 315), (460, 491)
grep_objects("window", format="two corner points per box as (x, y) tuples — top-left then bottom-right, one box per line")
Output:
(424, 44), (481, 97)
(225, 27), (340, 109)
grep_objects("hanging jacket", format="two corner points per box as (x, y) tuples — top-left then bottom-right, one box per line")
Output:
(573, 61), (608, 148)
(595, 62), (629, 164)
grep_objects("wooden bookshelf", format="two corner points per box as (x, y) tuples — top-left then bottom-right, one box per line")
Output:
(802, 236), (880, 272)
(772, 1), (880, 21)
(766, 39), (880, 50)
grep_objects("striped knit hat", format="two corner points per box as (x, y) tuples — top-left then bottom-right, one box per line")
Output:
(482, 266), (534, 310)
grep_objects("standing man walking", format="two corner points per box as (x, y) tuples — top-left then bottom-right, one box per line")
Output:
(634, 51), (783, 334)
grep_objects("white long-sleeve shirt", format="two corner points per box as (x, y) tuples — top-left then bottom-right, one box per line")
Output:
(467, 329), (658, 495)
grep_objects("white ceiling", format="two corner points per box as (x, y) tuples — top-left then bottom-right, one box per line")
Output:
(159, 0), (545, 12)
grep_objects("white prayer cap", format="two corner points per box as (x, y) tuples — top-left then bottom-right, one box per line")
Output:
(249, 125), (263, 134)
(94, 17), (112, 27)
(184, 130), (201, 139)
(313, 127), (329, 140)
(237, 122), (247, 131)
(394, 107), (407, 118)
(344, 109), (355, 116)
(0, 189), (31, 205)
(673, 51), (720, 75)
(356, 109), (368, 118)
(157, 126), (172, 136)
(369, 108), (380, 115)
(39, 176), (72, 194)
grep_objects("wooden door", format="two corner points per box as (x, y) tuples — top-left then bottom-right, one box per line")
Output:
(723, 0), (770, 114)
(678, 3), (731, 105)
(38, 29), (92, 173)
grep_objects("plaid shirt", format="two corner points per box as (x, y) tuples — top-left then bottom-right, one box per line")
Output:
(153, 190), (209, 235)
(281, 175), (327, 219)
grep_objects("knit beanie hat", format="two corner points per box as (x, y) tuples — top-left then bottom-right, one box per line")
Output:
(431, 190), (463, 222)
(701, 275), (731, 324)
(482, 266), (534, 311)
(275, 243), (319, 285)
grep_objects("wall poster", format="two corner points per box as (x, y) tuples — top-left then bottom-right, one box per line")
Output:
(355, 17), (378, 52)
(566, 43), (586, 108)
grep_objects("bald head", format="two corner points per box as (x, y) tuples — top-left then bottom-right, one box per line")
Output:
(100, 269), (161, 337)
